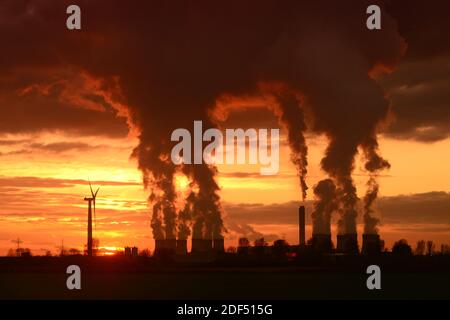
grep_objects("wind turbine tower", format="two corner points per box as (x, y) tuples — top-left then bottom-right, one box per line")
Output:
(84, 181), (100, 257)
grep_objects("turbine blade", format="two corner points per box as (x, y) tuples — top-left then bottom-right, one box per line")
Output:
(89, 180), (94, 198)
(94, 186), (100, 197)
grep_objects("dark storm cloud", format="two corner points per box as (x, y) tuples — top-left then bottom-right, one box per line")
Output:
(377, 191), (450, 225)
(382, 0), (450, 142)
(0, 86), (129, 138)
(224, 191), (450, 228)
(224, 201), (309, 226)
(380, 57), (450, 142)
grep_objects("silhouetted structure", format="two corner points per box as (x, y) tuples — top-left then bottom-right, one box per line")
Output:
(311, 234), (333, 253)
(298, 206), (305, 246)
(191, 238), (201, 252)
(213, 238), (225, 253)
(84, 182), (100, 257)
(166, 239), (176, 252)
(337, 234), (359, 254)
(154, 239), (166, 254)
(237, 237), (250, 255)
(392, 239), (412, 256)
(176, 239), (187, 255)
(191, 238), (213, 253)
(362, 234), (382, 255)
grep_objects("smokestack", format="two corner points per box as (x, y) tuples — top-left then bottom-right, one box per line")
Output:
(336, 234), (359, 254)
(311, 234), (332, 253)
(213, 238), (225, 253)
(362, 234), (381, 256)
(298, 206), (306, 246)
(176, 239), (187, 255)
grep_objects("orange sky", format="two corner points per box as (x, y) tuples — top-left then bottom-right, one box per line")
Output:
(1, 126), (449, 255)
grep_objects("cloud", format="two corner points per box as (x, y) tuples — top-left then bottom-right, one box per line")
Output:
(225, 220), (279, 242)
(220, 171), (296, 179)
(381, 0), (450, 142)
(377, 191), (450, 225)
(0, 139), (30, 146)
(28, 142), (98, 153)
(381, 56), (450, 142)
(223, 191), (450, 230)
(224, 201), (307, 225)
(0, 65), (129, 138)
(0, 176), (141, 188)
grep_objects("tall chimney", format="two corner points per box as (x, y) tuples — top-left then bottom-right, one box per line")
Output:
(298, 206), (306, 246)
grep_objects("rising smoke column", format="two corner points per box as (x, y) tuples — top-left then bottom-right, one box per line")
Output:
(177, 191), (194, 240)
(268, 89), (309, 201)
(363, 177), (379, 234)
(183, 164), (224, 240)
(132, 140), (177, 240)
(311, 179), (337, 235)
(150, 201), (164, 240)
(361, 136), (391, 234)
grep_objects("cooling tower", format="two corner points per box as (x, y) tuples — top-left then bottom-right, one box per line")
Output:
(166, 238), (177, 252)
(336, 234), (359, 254)
(202, 239), (213, 251)
(311, 234), (333, 253)
(213, 238), (225, 253)
(154, 239), (166, 254)
(176, 239), (187, 255)
(191, 238), (203, 253)
(362, 234), (381, 255)
(299, 206), (306, 246)
(155, 239), (176, 254)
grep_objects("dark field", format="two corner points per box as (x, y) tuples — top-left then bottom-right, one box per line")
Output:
(1, 255), (450, 300)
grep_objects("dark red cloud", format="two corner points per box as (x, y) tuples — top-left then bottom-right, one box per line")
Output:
(224, 191), (450, 227)
(382, 0), (450, 142)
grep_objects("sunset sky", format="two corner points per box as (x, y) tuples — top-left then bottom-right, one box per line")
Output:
(0, 0), (449, 255)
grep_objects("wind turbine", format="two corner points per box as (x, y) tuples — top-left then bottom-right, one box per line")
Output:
(84, 180), (100, 257)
